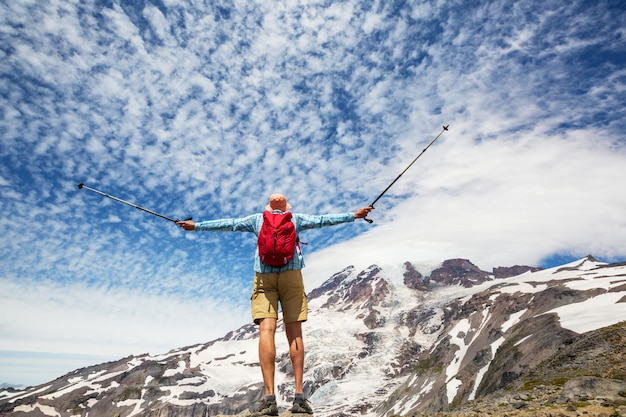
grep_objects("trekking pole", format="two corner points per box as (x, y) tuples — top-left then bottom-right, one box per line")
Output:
(363, 125), (449, 223)
(77, 183), (191, 223)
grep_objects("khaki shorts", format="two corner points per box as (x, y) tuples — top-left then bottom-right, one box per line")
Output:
(251, 269), (308, 324)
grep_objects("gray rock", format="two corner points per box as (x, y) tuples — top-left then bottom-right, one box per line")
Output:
(559, 376), (626, 404)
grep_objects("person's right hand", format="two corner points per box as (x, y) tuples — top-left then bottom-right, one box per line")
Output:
(354, 206), (374, 219)
(177, 220), (196, 231)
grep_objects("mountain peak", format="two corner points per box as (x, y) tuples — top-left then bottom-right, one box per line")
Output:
(428, 258), (492, 287)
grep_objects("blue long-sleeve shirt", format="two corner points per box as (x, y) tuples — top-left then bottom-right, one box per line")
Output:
(194, 210), (355, 273)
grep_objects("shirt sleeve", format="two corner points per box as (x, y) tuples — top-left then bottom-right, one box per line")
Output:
(194, 213), (260, 233)
(293, 212), (355, 231)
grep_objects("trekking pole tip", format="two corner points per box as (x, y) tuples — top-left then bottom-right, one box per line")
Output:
(443, 125), (449, 131)
(77, 183), (84, 189)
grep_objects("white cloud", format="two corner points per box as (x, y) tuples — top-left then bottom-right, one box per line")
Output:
(0, 278), (248, 356)
(305, 128), (626, 287)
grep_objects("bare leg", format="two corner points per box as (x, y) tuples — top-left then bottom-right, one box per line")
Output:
(285, 321), (304, 394)
(258, 318), (277, 396)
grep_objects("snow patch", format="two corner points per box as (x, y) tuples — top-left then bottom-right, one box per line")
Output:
(162, 360), (186, 377)
(13, 403), (61, 416)
(549, 291), (626, 334)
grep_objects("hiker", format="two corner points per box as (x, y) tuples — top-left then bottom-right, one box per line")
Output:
(177, 194), (373, 416)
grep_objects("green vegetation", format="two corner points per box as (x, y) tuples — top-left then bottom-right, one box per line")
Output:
(413, 357), (443, 375)
(550, 377), (568, 386)
(117, 387), (142, 401)
(521, 377), (569, 391)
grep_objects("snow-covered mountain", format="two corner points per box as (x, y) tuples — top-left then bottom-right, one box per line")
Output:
(1, 256), (625, 417)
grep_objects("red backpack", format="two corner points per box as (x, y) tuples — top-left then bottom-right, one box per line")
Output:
(258, 211), (298, 267)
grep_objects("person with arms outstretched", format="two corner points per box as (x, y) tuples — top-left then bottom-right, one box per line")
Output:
(177, 194), (373, 416)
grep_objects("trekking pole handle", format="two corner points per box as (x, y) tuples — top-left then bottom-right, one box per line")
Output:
(363, 205), (375, 223)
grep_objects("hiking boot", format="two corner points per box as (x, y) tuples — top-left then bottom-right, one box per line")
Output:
(290, 397), (313, 414)
(250, 398), (278, 417)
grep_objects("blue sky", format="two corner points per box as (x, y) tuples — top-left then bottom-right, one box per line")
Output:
(1, 0), (625, 387)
